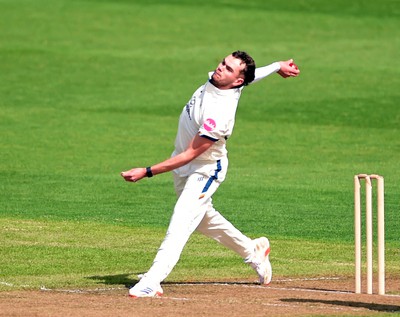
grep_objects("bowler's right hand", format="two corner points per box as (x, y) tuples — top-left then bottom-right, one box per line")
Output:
(278, 59), (300, 78)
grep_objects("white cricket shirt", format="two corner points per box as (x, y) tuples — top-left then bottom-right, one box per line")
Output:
(172, 62), (281, 177)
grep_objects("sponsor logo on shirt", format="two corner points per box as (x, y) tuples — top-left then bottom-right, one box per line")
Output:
(204, 118), (216, 132)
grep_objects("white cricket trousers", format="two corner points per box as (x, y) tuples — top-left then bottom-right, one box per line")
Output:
(145, 160), (254, 284)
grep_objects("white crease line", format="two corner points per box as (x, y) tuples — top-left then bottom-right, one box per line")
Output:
(173, 277), (343, 287)
(261, 302), (355, 312)
(267, 286), (352, 295)
(40, 287), (190, 301)
(40, 286), (126, 293)
(38, 278), (400, 299)
(0, 281), (30, 288)
(170, 280), (400, 298)
(156, 296), (190, 301)
(275, 277), (341, 282)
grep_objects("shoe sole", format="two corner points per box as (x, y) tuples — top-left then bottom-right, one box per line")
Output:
(129, 291), (163, 298)
(255, 237), (272, 285)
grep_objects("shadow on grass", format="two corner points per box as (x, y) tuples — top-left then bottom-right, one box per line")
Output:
(86, 273), (139, 288)
(281, 298), (400, 313)
(86, 273), (259, 289)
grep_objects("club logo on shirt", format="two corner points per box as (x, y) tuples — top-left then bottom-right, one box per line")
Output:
(204, 118), (216, 132)
(185, 95), (197, 121)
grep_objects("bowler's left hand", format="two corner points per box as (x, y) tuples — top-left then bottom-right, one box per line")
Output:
(121, 168), (146, 183)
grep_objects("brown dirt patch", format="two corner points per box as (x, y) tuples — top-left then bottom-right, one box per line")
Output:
(1, 276), (399, 317)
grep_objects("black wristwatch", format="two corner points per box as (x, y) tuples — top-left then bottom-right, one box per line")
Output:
(146, 166), (153, 178)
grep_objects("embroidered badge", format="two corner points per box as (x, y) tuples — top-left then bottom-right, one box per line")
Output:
(203, 118), (216, 132)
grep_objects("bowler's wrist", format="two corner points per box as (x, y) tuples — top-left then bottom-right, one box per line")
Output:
(146, 166), (153, 178)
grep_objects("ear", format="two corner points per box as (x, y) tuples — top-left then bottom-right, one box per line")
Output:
(234, 77), (244, 86)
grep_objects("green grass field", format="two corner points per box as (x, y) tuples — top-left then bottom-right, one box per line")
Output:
(1, 0), (399, 293)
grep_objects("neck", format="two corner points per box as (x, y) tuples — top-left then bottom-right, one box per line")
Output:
(209, 78), (239, 90)
(209, 78), (220, 88)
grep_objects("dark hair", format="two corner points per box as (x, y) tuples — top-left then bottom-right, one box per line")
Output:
(232, 50), (256, 86)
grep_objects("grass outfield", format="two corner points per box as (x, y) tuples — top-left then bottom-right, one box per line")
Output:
(1, 0), (399, 292)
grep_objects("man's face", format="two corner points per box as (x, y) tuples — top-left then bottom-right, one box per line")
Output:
(211, 54), (245, 89)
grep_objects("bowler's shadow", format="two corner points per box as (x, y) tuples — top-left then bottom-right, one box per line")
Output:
(281, 298), (400, 313)
(87, 273), (259, 289)
(86, 273), (140, 289)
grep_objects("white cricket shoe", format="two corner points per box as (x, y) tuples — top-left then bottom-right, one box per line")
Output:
(247, 237), (272, 285)
(128, 278), (163, 298)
